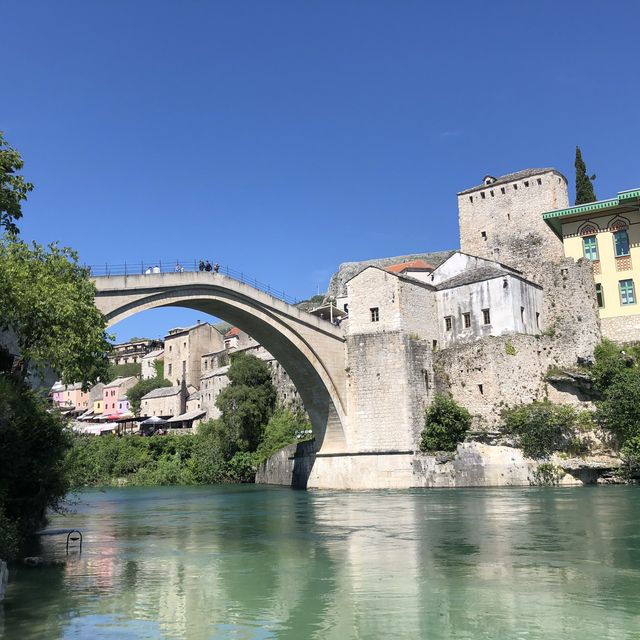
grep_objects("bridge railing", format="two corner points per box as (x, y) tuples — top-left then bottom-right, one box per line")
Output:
(88, 260), (300, 305)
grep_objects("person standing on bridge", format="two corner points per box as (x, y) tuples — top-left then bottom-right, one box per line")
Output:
(213, 262), (219, 273)
(199, 260), (205, 271)
(204, 260), (212, 272)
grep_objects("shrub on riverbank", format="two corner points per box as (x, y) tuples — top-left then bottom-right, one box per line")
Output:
(66, 406), (309, 488)
(420, 395), (471, 453)
(502, 401), (590, 459)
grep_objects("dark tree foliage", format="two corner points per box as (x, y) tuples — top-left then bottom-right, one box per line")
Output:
(0, 377), (72, 559)
(596, 370), (640, 446)
(420, 394), (471, 452)
(591, 339), (634, 392)
(215, 353), (277, 454)
(575, 146), (597, 205)
(588, 339), (640, 446)
(0, 132), (33, 235)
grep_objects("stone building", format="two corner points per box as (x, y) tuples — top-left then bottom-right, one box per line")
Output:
(164, 322), (224, 389)
(330, 167), (602, 438)
(543, 187), (640, 342)
(140, 384), (194, 418)
(141, 349), (164, 380)
(458, 168), (567, 270)
(430, 253), (543, 348)
(199, 330), (304, 423)
(108, 338), (163, 366)
(102, 376), (138, 414)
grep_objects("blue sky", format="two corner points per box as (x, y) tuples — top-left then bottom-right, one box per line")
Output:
(3, 1), (639, 342)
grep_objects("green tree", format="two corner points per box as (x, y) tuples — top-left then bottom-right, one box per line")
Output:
(575, 146), (597, 205)
(0, 377), (72, 559)
(215, 353), (276, 454)
(596, 369), (640, 445)
(591, 339), (633, 392)
(107, 362), (141, 382)
(255, 407), (310, 464)
(127, 377), (172, 415)
(0, 132), (33, 235)
(420, 394), (471, 452)
(620, 436), (640, 479)
(0, 237), (111, 385)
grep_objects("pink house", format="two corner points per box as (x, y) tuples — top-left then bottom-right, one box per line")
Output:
(51, 381), (65, 406)
(51, 381), (89, 411)
(103, 377), (138, 415)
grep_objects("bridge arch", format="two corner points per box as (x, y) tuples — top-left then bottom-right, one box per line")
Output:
(93, 272), (348, 453)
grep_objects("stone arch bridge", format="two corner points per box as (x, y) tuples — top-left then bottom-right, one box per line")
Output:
(93, 271), (348, 453)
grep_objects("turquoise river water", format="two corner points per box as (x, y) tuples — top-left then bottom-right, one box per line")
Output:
(1, 485), (639, 639)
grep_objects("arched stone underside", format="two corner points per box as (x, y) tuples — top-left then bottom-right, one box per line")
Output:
(93, 273), (348, 453)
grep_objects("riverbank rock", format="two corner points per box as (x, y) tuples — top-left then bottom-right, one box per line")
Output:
(0, 560), (7, 601)
(23, 556), (66, 568)
(256, 441), (623, 489)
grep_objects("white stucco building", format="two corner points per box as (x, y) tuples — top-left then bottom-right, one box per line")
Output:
(342, 251), (542, 349)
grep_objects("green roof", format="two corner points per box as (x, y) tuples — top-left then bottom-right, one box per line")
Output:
(543, 189), (640, 238)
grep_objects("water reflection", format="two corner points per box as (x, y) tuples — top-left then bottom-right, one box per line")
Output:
(1, 486), (639, 639)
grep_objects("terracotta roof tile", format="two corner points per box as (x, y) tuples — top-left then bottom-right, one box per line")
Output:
(386, 259), (434, 274)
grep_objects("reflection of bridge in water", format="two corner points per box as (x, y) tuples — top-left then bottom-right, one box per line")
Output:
(92, 267), (349, 456)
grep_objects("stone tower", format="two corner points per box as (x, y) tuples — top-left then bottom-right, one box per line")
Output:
(458, 167), (601, 363)
(458, 168), (568, 273)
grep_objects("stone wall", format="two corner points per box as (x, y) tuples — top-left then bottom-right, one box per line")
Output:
(345, 333), (432, 451)
(458, 169), (567, 270)
(434, 332), (596, 428)
(257, 442), (613, 489)
(255, 440), (316, 488)
(601, 314), (640, 343)
(530, 258), (601, 361)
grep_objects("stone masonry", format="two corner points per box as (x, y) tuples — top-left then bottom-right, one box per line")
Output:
(458, 169), (567, 269)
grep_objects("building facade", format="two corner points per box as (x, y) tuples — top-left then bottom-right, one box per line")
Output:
(164, 322), (225, 388)
(543, 188), (640, 342)
(140, 385), (191, 418)
(141, 349), (164, 380)
(109, 338), (163, 365)
(458, 168), (567, 271)
(102, 377), (138, 414)
(51, 382), (89, 412)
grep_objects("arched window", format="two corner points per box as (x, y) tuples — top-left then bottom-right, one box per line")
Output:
(578, 222), (599, 236)
(614, 229), (630, 257)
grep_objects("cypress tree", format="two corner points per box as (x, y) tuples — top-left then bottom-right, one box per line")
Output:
(575, 146), (597, 205)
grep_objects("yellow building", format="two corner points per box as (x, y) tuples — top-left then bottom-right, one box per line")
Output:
(543, 188), (640, 342)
